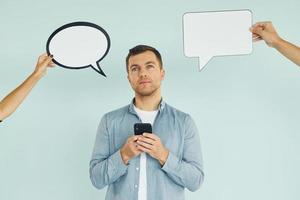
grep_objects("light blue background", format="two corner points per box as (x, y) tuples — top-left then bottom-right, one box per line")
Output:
(1, 0), (300, 199)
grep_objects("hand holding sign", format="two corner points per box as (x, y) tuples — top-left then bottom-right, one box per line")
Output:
(46, 22), (110, 77)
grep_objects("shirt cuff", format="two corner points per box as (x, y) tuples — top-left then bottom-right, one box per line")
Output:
(161, 152), (180, 174)
(109, 149), (128, 174)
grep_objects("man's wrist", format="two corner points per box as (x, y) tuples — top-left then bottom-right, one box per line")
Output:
(159, 149), (169, 166)
(272, 37), (285, 49)
(31, 70), (44, 80)
(120, 148), (129, 165)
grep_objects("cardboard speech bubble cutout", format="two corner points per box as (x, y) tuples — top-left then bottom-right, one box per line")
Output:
(183, 10), (252, 71)
(46, 22), (110, 77)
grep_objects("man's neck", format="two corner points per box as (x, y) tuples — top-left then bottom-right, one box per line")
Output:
(134, 90), (161, 111)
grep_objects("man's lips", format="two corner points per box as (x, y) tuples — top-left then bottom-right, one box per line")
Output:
(139, 80), (151, 84)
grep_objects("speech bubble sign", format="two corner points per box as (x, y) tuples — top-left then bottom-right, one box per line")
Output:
(183, 10), (252, 71)
(46, 22), (110, 77)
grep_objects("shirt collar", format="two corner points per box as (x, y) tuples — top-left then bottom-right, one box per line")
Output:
(128, 97), (165, 114)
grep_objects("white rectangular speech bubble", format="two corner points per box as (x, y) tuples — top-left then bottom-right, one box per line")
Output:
(183, 10), (252, 71)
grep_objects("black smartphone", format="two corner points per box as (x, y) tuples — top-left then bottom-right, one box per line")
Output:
(134, 123), (152, 135)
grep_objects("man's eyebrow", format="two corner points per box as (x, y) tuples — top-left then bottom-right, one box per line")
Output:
(129, 64), (139, 69)
(145, 61), (156, 65)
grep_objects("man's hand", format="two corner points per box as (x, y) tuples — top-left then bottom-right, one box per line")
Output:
(120, 135), (142, 165)
(136, 133), (169, 166)
(250, 21), (282, 48)
(33, 53), (55, 78)
(250, 21), (300, 66)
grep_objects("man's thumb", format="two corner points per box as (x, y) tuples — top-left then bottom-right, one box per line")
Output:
(252, 26), (264, 36)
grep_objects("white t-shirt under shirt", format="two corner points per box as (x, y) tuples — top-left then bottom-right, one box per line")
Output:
(133, 106), (158, 200)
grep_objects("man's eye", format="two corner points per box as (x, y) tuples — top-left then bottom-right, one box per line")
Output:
(131, 67), (137, 71)
(147, 65), (154, 69)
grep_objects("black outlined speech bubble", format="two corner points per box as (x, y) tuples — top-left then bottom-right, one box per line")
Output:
(46, 22), (110, 77)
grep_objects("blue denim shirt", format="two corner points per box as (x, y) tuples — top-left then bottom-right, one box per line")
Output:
(90, 100), (204, 200)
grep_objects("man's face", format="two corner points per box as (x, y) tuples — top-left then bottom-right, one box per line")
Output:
(127, 51), (165, 97)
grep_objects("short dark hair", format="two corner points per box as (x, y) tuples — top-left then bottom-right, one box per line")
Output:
(126, 45), (163, 72)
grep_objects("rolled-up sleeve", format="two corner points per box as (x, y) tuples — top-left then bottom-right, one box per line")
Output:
(89, 114), (128, 189)
(162, 115), (204, 192)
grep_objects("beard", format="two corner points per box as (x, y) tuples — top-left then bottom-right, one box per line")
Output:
(133, 84), (160, 97)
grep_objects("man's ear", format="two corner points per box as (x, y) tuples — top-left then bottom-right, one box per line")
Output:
(161, 69), (165, 80)
(127, 75), (131, 83)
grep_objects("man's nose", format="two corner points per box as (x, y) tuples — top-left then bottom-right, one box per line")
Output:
(139, 67), (148, 77)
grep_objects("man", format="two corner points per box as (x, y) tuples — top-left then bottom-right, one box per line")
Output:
(90, 45), (204, 200)
(0, 53), (54, 122)
(250, 21), (300, 66)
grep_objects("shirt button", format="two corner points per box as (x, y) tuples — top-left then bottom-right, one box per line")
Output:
(134, 184), (138, 188)
(136, 167), (139, 171)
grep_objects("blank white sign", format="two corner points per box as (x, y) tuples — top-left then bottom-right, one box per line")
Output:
(183, 10), (253, 71)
